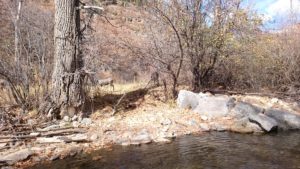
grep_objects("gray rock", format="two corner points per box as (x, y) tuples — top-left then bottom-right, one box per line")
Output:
(177, 90), (236, 119)
(210, 122), (228, 132)
(194, 95), (233, 119)
(230, 118), (263, 133)
(265, 109), (300, 130)
(230, 102), (263, 118)
(231, 102), (277, 132)
(81, 118), (92, 126)
(199, 123), (210, 131)
(131, 130), (152, 145)
(90, 134), (98, 141)
(1, 149), (33, 165)
(248, 113), (278, 132)
(49, 154), (60, 161)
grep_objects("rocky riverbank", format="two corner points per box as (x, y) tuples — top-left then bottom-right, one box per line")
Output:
(1, 90), (300, 168)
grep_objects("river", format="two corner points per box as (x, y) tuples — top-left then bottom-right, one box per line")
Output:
(32, 132), (300, 169)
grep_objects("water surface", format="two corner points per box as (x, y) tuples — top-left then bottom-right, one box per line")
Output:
(32, 132), (300, 169)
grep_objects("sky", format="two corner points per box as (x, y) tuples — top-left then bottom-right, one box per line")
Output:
(244, 0), (300, 29)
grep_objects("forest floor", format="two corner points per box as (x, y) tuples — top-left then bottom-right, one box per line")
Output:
(0, 83), (300, 168)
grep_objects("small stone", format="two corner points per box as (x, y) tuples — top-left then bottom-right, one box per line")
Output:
(271, 98), (279, 104)
(59, 121), (68, 127)
(27, 119), (37, 126)
(90, 134), (98, 141)
(210, 123), (228, 131)
(153, 137), (171, 143)
(0, 143), (7, 148)
(30, 132), (40, 137)
(71, 115), (78, 121)
(188, 120), (198, 126)
(162, 126), (169, 132)
(81, 118), (92, 126)
(49, 154), (60, 161)
(200, 115), (208, 121)
(72, 121), (80, 128)
(199, 123), (210, 131)
(63, 116), (70, 122)
(32, 156), (41, 162)
(161, 118), (172, 125)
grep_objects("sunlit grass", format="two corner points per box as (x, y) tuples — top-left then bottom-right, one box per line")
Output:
(89, 82), (147, 97)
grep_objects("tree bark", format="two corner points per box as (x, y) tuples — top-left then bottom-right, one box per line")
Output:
(192, 65), (201, 92)
(40, 0), (85, 118)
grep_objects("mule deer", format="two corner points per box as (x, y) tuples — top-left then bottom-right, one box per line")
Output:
(97, 77), (114, 91)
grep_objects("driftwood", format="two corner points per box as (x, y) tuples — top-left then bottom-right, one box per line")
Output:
(0, 127), (87, 145)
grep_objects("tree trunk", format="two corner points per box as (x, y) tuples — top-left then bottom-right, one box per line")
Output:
(192, 64), (201, 92)
(40, 0), (85, 118)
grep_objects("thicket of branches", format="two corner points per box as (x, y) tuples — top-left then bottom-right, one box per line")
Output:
(0, 0), (299, 114)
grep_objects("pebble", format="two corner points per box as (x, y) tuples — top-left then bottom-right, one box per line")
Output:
(81, 118), (92, 126)
(63, 116), (70, 122)
(161, 118), (172, 125)
(199, 123), (210, 131)
(90, 134), (98, 141)
(72, 121), (80, 128)
(200, 115), (208, 121)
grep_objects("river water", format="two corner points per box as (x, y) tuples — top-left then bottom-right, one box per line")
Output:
(32, 132), (300, 169)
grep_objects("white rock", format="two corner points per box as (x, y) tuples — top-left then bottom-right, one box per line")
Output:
(72, 115), (78, 121)
(90, 134), (98, 141)
(63, 116), (70, 122)
(177, 90), (200, 109)
(30, 132), (40, 137)
(271, 98), (279, 104)
(81, 118), (92, 126)
(161, 118), (172, 125)
(200, 115), (208, 121)
(72, 121), (80, 128)
(199, 123), (210, 131)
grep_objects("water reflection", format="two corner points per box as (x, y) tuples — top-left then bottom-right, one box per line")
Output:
(32, 132), (300, 169)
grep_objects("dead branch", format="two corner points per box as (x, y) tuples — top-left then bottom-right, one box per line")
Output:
(112, 93), (127, 116)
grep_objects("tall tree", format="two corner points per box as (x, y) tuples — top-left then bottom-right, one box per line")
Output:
(40, 0), (85, 118)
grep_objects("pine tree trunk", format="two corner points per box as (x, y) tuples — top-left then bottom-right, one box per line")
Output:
(39, 0), (85, 118)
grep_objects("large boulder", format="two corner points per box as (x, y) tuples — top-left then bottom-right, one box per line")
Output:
(248, 113), (278, 132)
(265, 109), (300, 130)
(230, 117), (263, 133)
(229, 102), (263, 118)
(177, 90), (201, 109)
(229, 102), (278, 132)
(177, 90), (235, 119)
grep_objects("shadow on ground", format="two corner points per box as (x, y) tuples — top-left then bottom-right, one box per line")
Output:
(83, 88), (150, 116)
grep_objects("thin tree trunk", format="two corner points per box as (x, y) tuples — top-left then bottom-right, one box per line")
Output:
(14, 0), (22, 69)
